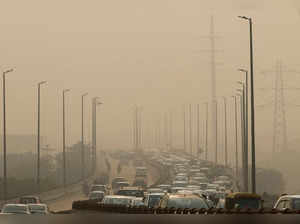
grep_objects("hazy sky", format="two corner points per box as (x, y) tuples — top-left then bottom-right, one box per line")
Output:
(0, 0), (300, 163)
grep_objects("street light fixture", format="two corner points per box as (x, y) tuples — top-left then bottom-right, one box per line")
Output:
(2, 68), (13, 201)
(238, 15), (256, 193)
(62, 89), (70, 190)
(37, 80), (47, 193)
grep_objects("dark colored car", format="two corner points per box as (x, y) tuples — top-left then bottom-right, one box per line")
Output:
(18, 196), (42, 204)
(116, 187), (144, 197)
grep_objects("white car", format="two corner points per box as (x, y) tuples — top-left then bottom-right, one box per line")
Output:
(1, 204), (30, 215)
(102, 195), (135, 206)
(89, 191), (105, 201)
(28, 204), (49, 214)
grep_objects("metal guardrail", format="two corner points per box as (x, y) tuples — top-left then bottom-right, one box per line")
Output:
(71, 201), (300, 215)
(0, 173), (96, 208)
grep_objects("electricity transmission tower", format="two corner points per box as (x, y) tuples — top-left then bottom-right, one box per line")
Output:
(260, 61), (300, 153)
(272, 61), (288, 153)
(200, 16), (222, 161)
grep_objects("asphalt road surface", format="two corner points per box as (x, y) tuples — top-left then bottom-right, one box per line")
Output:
(48, 152), (158, 212)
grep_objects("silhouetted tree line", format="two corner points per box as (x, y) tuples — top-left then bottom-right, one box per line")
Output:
(0, 142), (94, 200)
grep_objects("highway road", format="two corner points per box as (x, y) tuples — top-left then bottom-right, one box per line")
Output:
(47, 151), (159, 212)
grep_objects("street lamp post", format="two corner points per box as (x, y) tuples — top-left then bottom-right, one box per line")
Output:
(232, 96), (239, 179)
(238, 69), (249, 184)
(37, 81), (47, 193)
(81, 93), (88, 181)
(205, 102), (208, 161)
(238, 16), (256, 193)
(62, 89), (70, 190)
(2, 69), (13, 201)
(92, 97), (102, 173)
(215, 100), (218, 165)
(237, 84), (248, 192)
(223, 97), (228, 167)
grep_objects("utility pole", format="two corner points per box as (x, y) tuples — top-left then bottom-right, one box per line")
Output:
(169, 111), (173, 150)
(183, 105), (186, 152)
(205, 102), (208, 161)
(233, 96), (239, 179)
(238, 84), (248, 192)
(2, 69), (13, 201)
(92, 97), (102, 172)
(239, 16), (256, 193)
(223, 97), (228, 167)
(197, 104), (200, 158)
(239, 69), (249, 173)
(37, 80), (47, 193)
(239, 94), (247, 192)
(189, 104), (192, 156)
(81, 93), (88, 181)
(215, 100), (218, 164)
(62, 89), (70, 189)
(210, 16), (218, 161)
(138, 108), (142, 151)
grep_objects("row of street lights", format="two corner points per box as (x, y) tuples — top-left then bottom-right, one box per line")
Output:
(2, 71), (103, 199)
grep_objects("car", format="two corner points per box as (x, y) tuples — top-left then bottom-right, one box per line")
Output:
(90, 185), (109, 194)
(158, 194), (209, 209)
(113, 181), (130, 191)
(172, 181), (188, 188)
(18, 196), (42, 204)
(88, 191), (105, 201)
(176, 190), (194, 195)
(1, 204), (31, 215)
(156, 185), (171, 191)
(28, 204), (49, 214)
(143, 193), (165, 208)
(116, 187), (144, 197)
(102, 195), (135, 206)
(147, 188), (164, 194)
(225, 192), (262, 210)
(132, 178), (147, 188)
(274, 195), (300, 210)
(131, 198), (145, 207)
(112, 177), (127, 188)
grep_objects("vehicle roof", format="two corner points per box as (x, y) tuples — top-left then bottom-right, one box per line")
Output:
(148, 193), (165, 196)
(3, 204), (28, 207)
(118, 187), (142, 190)
(167, 194), (202, 199)
(19, 196), (39, 199)
(279, 195), (300, 199)
(89, 191), (105, 194)
(226, 192), (261, 199)
(91, 184), (106, 187)
(27, 203), (47, 206)
(113, 177), (126, 179)
(104, 195), (136, 199)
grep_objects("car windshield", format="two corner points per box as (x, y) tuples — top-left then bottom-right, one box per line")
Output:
(117, 190), (143, 197)
(104, 198), (132, 205)
(293, 199), (300, 210)
(20, 198), (37, 204)
(2, 205), (28, 214)
(148, 195), (162, 207)
(235, 198), (260, 209)
(28, 205), (46, 211)
(90, 192), (104, 199)
(167, 198), (208, 209)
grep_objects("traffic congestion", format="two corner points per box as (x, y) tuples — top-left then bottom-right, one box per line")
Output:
(0, 150), (299, 215)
